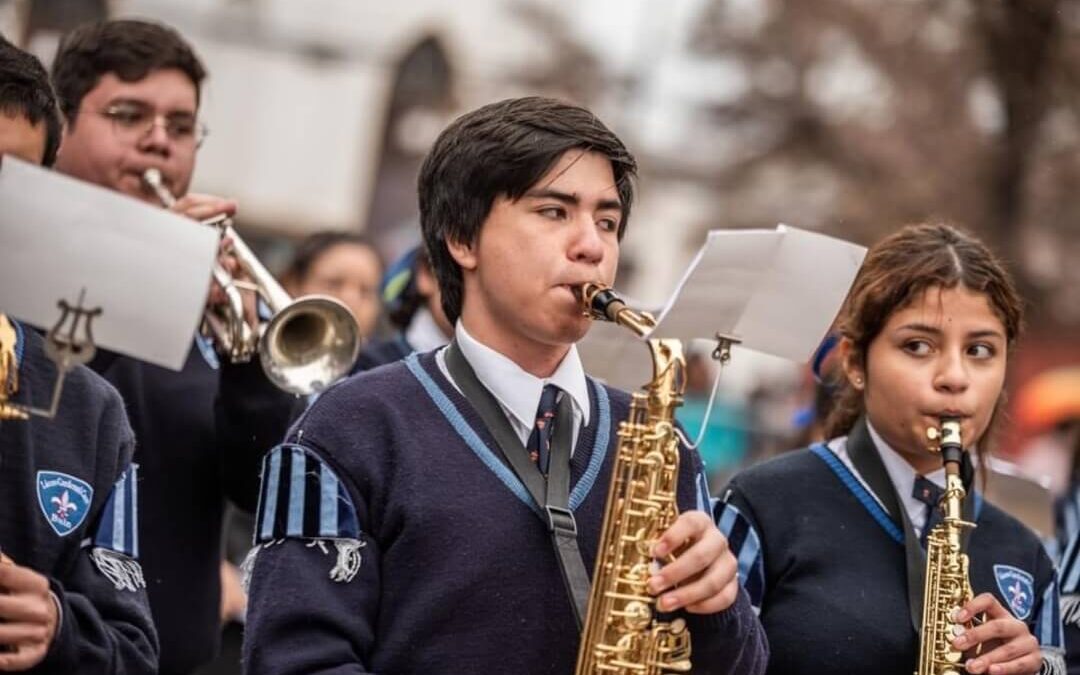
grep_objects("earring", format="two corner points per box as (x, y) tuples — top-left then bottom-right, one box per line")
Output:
(853, 377), (863, 387)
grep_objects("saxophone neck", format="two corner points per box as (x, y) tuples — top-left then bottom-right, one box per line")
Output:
(579, 282), (656, 337)
(578, 283), (686, 409)
(931, 418), (971, 525)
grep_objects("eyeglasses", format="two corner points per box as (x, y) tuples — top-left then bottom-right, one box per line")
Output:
(94, 103), (209, 148)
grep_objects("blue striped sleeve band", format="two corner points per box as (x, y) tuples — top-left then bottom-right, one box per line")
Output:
(714, 500), (765, 611)
(1035, 575), (1064, 650)
(255, 444), (361, 544)
(92, 464), (140, 558)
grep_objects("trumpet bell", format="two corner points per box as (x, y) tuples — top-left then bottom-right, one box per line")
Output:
(259, 295), (361, 396)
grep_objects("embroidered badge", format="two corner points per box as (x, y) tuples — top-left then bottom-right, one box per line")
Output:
(993, 564), (1035, 620)
(37, 471), (94, 537)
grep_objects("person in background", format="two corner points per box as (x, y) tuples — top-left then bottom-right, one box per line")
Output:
(0, 34), (157, 674)
(351, 245), (453, 372)
(280, 231), (384, 341)
(50, 20), (295, 674)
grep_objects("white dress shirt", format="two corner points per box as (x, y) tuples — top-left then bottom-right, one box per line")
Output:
(435, 322), (591, 452)
(827, 421), (949, 538)
(405, 307), (450, 353)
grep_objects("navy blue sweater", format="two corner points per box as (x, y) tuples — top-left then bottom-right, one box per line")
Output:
(243, 350), (768, 674)
(718, 444), (1063, 675)
(0, 320), (157, 673)
(89, 340), (295, 674)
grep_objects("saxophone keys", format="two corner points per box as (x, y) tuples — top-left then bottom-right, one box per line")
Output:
(944, 645), (964, 664)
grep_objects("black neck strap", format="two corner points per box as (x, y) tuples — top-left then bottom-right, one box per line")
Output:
(444, 341), (590, 628)
(845, 417), (976, 634)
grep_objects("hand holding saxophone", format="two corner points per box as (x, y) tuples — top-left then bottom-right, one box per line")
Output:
(647, 511), (740, 614)
(949, 593), (1041, 674)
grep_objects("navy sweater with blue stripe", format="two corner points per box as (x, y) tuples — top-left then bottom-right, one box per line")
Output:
(717, 445), (1063, 675)
(243, 350), (768, 674)
(0, 321), (157, 673)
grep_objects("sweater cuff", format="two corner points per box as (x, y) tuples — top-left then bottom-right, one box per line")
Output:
(680, 584), (757, 635)
(39, 578), (76, 670)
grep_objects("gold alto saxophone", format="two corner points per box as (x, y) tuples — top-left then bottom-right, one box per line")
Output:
(575, 283), (692, 675)
(916, 418), (980, 675)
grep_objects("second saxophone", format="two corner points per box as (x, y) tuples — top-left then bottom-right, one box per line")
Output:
(917, 418), (979, 675)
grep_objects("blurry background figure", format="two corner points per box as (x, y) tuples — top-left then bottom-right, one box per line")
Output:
(791, 333), (844, 449)
(352, 245), (452, 372)
(1011, 365), (1080, 554)
(1016, 366), (1080, 497)
(676, 346), (748, 491)
(280, 231), (385, 341)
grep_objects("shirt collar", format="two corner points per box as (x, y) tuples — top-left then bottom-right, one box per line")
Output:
(405, 307), (450, 353)
(455, 322), (591, 431)
(866, 420), (946, 518)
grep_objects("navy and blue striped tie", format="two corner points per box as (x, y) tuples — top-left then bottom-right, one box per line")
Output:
(528, 384), (561, 475)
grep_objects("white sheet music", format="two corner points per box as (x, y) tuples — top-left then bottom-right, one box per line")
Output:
(0, 157), (219, 370)
(649, 224), (867, 362)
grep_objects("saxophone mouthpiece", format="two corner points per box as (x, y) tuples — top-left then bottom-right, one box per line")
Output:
(578, 283), (656, 338)
(927, 418), (964, 464)
(579, 282), (624, 323)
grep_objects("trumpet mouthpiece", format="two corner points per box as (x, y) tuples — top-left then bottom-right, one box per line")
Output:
(142, 168), (176, 208)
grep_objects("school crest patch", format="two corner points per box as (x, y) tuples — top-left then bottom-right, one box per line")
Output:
(993, 564), (1034, 621)
(37, 471), (93, 537)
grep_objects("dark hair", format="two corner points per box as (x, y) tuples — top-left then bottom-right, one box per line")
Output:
(418, 96), (637, 324)
(825, 222), (1024, 446)
(52, 19), (206, 122)
(0, 34), (62, 166)
(281, 230), (382, 287)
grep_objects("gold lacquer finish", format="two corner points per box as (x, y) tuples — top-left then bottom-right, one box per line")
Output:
(574, 282), (692, 675)
(0, 314), (28, 420)
(916, 419), (979, 675)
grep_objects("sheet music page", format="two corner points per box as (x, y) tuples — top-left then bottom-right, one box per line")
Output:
(648, 225), (867, 362)
(0, 157), (219, 370)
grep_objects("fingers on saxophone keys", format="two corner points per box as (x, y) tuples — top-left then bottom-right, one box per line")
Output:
(649, 530), (727, 593)
(651, 546), (737, 613)
(963, 633), (1040, 674)
(962, 592), (1010, 620)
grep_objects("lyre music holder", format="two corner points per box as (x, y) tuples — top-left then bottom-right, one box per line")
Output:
(0, 289), (102, 420)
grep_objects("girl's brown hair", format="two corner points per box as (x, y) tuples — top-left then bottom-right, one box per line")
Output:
(824, 223), (1024, 442)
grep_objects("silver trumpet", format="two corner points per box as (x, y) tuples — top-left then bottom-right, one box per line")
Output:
(143, 168), (361, 395)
